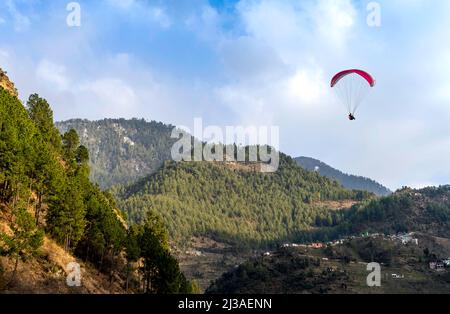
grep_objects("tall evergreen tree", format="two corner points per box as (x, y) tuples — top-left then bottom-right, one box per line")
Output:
(26, 94), (61, 152)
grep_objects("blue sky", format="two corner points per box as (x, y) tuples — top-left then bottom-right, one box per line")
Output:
(1, 0), (450, 190)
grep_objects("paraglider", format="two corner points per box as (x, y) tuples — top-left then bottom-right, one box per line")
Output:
(331, 69), (375, 121)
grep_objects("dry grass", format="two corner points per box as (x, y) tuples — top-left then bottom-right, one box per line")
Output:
(0, 210), (128, 294)
(1, 236), (129, 294)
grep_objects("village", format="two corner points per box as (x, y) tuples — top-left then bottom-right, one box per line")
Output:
(280, 231), (421, 250)
(277, 232), (450, 272)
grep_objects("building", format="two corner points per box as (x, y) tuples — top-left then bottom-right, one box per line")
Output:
(309, 243), (325, 249)
(430, 262), (445, 271)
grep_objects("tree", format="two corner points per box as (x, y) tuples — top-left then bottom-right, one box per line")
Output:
(46, 179), (86, 251)
(138, 212), (166, 293)
(62, 129), (80, 163)
(124, 225), (142, 292)
(27, 135), (63, 225)
(0, 89), (34, 205)
(76, 145), (89, 165)
(26, 94), (61, 152)
(153, 250), (195, 294)
(135, 210), (193, 294)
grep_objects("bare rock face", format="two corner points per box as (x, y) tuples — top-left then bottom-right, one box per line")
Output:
(0, 68), (18, 98)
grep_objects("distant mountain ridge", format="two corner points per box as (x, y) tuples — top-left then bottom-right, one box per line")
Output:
(295, 157), (391, 196)
(57, 119), (392, 196)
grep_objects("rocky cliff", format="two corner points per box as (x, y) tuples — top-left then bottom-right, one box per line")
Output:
(0, 68), (18, 98)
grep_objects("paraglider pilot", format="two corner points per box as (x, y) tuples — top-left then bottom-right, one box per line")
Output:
(331, 69), (376, 122)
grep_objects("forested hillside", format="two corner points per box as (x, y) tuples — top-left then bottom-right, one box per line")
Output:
(0, 86), (195, 293)
(56, 119), (179, 188)
(303, 186), (450, 243)
(113, 155), (373, 248)
(207, 186), (450, 294)
(295, 157), (391, 196)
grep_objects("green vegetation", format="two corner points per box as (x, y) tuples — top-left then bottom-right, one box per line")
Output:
(0, 88), (192, 293)
(56, 118), (179, 188)
(114, 155), (373, 248)
(301, 186), (450, 243)
(132, 212), (196, 293)
(207, 236), (450, 294)
(3, 84), (448, 294)
(295, 157), (391, 196)
(57, 119), (391, 198)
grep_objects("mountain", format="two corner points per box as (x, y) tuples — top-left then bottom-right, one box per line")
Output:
(207, 186), (450, 294)
(113, 154), (373, 248)
(112, 153), (374, 291)
(56, 119), (179, 189)
(56, 119), (392, 198)
(295, 157), (391, 196)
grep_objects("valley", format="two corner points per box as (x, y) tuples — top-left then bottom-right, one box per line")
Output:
(1, 79), (448, 294)
(1, 0), (450, 300)
(207, 232), (450, 294)
(54, 118), (450, 294)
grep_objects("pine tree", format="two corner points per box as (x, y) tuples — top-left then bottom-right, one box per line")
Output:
(47, 179), (86, 251)
(26, 94), (62, 152)
(62, 129), (80, 164)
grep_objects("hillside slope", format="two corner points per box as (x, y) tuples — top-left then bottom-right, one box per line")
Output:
(295, 157), (391, 196)
(56, 119), (391, 197)
(1, 225), (127, 293)
(56, 119), (179, 188)
(206, 234), (450, 294)
(1, 84), (194, 294)
(114, 154), (373, 248)
(326, 186), (450, 239)
(207, 186), (450, 294)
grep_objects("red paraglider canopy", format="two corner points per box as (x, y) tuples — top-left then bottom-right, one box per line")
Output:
(330, 69), (376, 88)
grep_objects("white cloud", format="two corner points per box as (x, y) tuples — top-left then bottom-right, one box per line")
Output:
(4, 0), (450, 190)
(106, 0), (172, 29)
(308, 0), (356, 49)
(286, 69), (327, 107)
(215, 84), (274, 126)
(148, 7), (172, 29)
(208, 0), (450, 190)
(220, 36), (289, 82)
(184, 5), (224, 43)
(6, 0), (31, 32)
(77, 78), (139, 118)
(36, 60), (70, 91)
